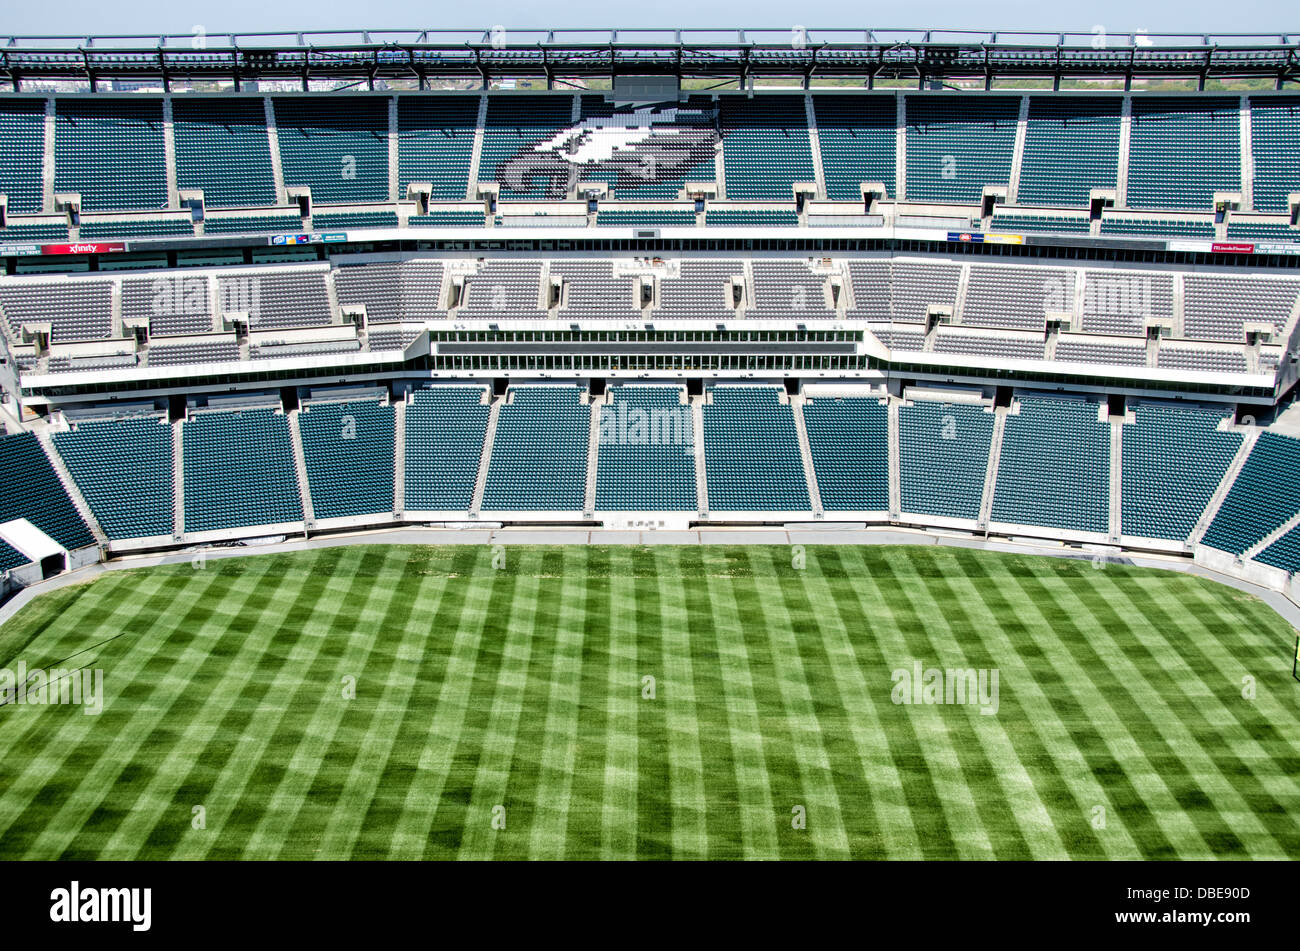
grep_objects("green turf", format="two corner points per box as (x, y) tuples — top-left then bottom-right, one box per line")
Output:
(0, 544), (1297, 860)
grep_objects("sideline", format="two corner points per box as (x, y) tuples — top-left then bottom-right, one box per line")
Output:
(2, 523), (1298, 633)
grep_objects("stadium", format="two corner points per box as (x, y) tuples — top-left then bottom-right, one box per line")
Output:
(0, 26), (1298, 864)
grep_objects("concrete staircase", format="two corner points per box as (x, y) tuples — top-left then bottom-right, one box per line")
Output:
(692, 397), (709, 515)
(286, 409), (315, 530)
(790, 395), (823, 517)
(470, 396), (502, 514)
(1190, 426), (1260, 546)
(978, 411), (1008, 529)
(393, 395), (407, 516)
(35, 428), (109, 549)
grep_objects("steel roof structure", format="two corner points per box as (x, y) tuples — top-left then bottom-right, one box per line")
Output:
(1, 28), (1298, 91)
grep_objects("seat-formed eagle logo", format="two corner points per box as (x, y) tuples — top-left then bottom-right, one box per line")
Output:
(495, 101), (719, 198)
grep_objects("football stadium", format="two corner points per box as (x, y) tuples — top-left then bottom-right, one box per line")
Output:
(0, 26), (1298, 866)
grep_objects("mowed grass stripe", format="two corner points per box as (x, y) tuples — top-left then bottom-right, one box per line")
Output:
(1027, 568), (1248, 858)
(380, 546), (485, 858)
(706, 552), (781, 859)
(88, 563), (297, 860)
(999, 562), (1204, 858)
(1, 544), (1297, 861)
(1101, 574), (1300, 856)
(599, 549), (640, 860)
(523, 548), (590, 859)
(654, 546), (709, 860)
(0, 569), (220, 859)
(895, 548), (1045, 860)
(423, 563), (519, 857)
(943, 564), (1113, 859)
(632, 551), (673, 860)
(316, 548), (448, 859)
(802, 549), (921, 858)
(455, 569), (544, 859)
(852, 551), (981, 858)
(744, 549), (849, 859)
(144, 551), (339, 859)
(676, 546), (746, 859)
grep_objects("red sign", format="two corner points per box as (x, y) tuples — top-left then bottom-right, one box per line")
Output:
(1210, 242), (1255, 254)
(38, 242), (127, 255)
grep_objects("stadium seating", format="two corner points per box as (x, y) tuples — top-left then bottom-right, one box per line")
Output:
(482, 385), (589, 510)
(1127, 97), (1239, 210)
(1182, 273), (1300, 343)
(1121, 403), (1242, 540)
(802, 396), (888, 511)
(404, 385), (490, 511)
(596, 209), (696, 227)
(1248, 96), (1300, 215)
(992, 394), (1109, 533)
(577, 95), (718, 201)
(0, 99), (49, 215)
(182, 407), (303, 532)
(0, 431), (96, 550)
(705, 209), (798, 227)
(203, 214), (303, 235)
(594, 385), (696, 510)
(1225, 220), (1300, 242)
(273, 97), (389, 204)
(990, 213), (1091, 234)
(1255, 523), (1300, 573)
(311, 210), (399, 230)
(80, 218), (195, 239)
(1017, 97), (1121, 206)
(298, 397), (395, 518)
(0, 279), (113, 342)
(54, 98), (168, 212)
(813, 94), (896, 201)
(905, 96), (1019, 203)
(172, 98), (278, 208)
(409, 211), (486, 227)
(702, 386), (810, 510)
(1099, 217), (1215, 238)
(478, 95), (574, 200)
(396, 96), (479, 202)
(963, 264), (1072, 331)
(719, 95), (816, 200)
(1202, 432), (1300, 555)
(899, 401), (994, 520)
(53, 414), (174, 539)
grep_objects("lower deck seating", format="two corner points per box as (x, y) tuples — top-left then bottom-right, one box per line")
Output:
(53, 415), (174, 539)
(899, 401), (994, 520)
(1121, 403), (1241, 540)
(298, 397), (395, 518)
(802, 396), (888, 511)
(703, 386), (810, 511)
(0, 431), (96, 550)
(992, 394), (1110, 533)
(482, 386), (589, 511)
(595, 386), (696, 511)
(1202, 432), (1300, 555)
(404, 386), (490, 511)
(183, 407), (303, 532)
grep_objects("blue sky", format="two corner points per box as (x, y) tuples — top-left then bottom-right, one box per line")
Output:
(1, 1), (1294, 38)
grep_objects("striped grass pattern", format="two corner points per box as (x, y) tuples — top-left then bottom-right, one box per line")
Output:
(0, 544), (1297, 860)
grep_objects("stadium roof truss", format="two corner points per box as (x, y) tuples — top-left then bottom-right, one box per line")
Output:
(2, 29), (1300, 91)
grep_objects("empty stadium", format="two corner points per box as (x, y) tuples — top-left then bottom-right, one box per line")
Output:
(0, 27), (1299, 862)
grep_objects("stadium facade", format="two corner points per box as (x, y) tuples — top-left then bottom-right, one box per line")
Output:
(0, 28), (1299, 605)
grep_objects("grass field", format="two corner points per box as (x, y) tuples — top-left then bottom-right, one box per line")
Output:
(0, 543), (1297, 860)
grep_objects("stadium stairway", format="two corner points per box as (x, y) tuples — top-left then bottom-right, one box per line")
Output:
(286, 409), (316, 529)
(887, 398), (902, 520)
(690, 397), (709, 515)
(469, 395), (502, 515)
(36, 428), (109, 549)
(1190, 424), (1261, 546)
(978, 410), (1008, 530)
(172, 419), (184, 539)
(1244, 507), (1300, 563)
(789, 394), (824, 517)
(393, 395), (407, 516)
(1109, 414), (1124, 542)
(584, 394), (602, 517)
